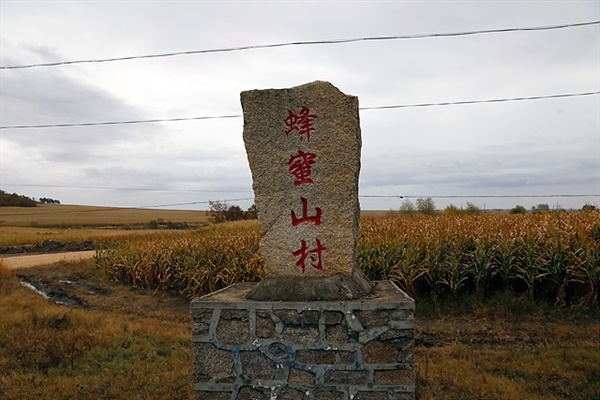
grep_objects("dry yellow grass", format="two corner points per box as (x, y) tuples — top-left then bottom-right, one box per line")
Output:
(0, 261), (192, 400)
(2, 260), (598, 400)
(0, 204), (209, 228)
(0, 206), (386, 247)
(0, 204), (213, 247)
(415, 304), (600, 400)
(0, 258), (15, 281)
(0, 226), (190, 247)
(1, 207), (598, 399)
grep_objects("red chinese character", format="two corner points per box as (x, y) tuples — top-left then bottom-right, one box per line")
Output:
(291, 197), (322, 226)
(284, 106), (318, 142)
(288, 150), (316, 186)
(292, 239), (326, 273)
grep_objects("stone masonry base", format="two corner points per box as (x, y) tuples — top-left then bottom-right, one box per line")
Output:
(191, 281), (415, 400)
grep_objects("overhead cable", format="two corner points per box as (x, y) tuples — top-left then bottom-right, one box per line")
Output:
(1, 182), (253, 193)
(0, 198), (256, 216)
(0, 114), (242, 130)
(1, 195), (596, 215)
(359, 91), (600, 110)
(139, 198), (255, 208)
(1, 90), (598, 130)
(361, 194), (598, 199)
(4, 183), (596, 199)
(1, 20), (598, 70)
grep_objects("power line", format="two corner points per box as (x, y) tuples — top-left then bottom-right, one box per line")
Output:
(359, 91), (600, 111)
(0, 114), (241, 130)
(0, 114), (242, 130)
(1, 90), (597, 130)
(1, 20), (597, 70)
(1, 194), (596, 216)
(6, 182), (596, 200)
(2, 182), (253, 193)
(133, 194), (600, 208)
(0, 198), (257, 217)
(3, 184), (596, 201)
(139, 198), (255, 209)
(361, 194), (598, 199)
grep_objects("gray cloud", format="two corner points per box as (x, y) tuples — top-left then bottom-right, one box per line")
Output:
(1, 1), (598, 210)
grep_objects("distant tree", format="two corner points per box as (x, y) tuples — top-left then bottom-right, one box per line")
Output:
(224, 205), (245, 221)
(0, 190), (37, 207)
(416, 197), (436, 215)
(207, 200), (229, 223)
(465, 202), (481, 214)
(510, 205), (527, 214)
(399, 199), (415, 213)
(39, 197), (61, 204)
(531, 203), (550, 213)
(582, 204), (596, 212)
(208, 201), (258, 223)
(245, 203), (258, 219)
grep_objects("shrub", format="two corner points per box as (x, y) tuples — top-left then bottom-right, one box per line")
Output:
(207, 201), (259, 223)
(582, 204), (596, 212)
(510, 205), (527, 214)
(465, 202), (481, 214)
(399, 199), (416, 213)
(443, 204), (460, 214)
(416, 197), (436, 215)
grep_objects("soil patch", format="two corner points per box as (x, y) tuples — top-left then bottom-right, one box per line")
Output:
(16, 260), (190, 323)
(1, 240), (95, 255)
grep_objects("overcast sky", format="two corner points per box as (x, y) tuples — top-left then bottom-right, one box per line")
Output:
(1, 0), (599, 211)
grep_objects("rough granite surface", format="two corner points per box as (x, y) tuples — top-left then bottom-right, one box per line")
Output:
(241, 81), (361, 278)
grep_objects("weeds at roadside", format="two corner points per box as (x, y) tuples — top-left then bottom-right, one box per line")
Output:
(0, 264), (192, 400)
(0, 259), (17, 293)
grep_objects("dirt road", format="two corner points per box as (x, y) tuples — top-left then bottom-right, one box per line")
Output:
(1, 251), (96, 270)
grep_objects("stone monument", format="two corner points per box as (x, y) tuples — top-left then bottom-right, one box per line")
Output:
(241, 80), (371, 301)
(191, 81), (415, 400)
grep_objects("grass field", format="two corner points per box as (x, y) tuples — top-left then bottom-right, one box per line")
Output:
(1, 260), (598, 400)
(0, 204), (211, 247)
(0, 206), (409, 247)
(1, 206), (599, 399)
(0, 260), (192, 400)
(0, 204), (209, 228)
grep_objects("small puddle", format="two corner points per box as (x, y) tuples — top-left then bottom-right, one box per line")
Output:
(18, 277), (88, 308)
(20, 281), (50, 300)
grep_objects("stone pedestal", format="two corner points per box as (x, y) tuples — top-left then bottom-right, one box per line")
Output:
(191, 281), (415, 400)
(192, 81), (416, 398)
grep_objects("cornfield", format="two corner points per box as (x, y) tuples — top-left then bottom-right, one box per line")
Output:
(96, 223), (262, 298)
(96, 211), (600, 307)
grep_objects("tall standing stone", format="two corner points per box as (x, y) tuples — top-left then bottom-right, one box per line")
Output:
(191, 81), (416, 400)
(242, 81), (370, 300)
